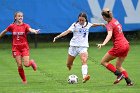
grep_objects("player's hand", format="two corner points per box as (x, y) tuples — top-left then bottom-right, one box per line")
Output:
(34, 29), (40, 34)
(53, 36), (59, 42)
(97, 44), (105, 49)
(102, 23), (106, 27)
(53, 37), (57, 42)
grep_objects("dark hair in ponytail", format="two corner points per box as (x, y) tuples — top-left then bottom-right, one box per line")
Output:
(74, 12), (88, 27)
(13, 11), (23, 23)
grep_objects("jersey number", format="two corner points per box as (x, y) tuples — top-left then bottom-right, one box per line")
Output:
(117, 25), (122, 33)
(83, 32), (86, 38)
(17, 34), (20, 40)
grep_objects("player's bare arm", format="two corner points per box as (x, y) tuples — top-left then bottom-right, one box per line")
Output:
(92, 23), (105, 27)
(28, 28), (40, 34)
(97, 31), (112, 48)
(53, 30), (71, 42)
(0, 29), (8, 39)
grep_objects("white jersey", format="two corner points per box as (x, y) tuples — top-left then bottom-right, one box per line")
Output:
(68, 22), (93, 47)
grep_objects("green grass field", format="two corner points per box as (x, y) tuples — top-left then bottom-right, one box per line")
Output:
(0, 42), (140, 93)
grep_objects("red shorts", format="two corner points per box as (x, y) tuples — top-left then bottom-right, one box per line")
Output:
(108, 43), (129, 57)
(12, 44), (29, 58)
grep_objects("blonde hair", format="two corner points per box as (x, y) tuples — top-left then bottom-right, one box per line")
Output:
(13, 11), (23, 23)
(101, 8), (113, 18)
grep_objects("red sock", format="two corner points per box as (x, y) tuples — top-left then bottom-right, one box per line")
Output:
(26, 61), (32, 67)
(122, 70), (128, 78)
(18, 67), (26, 81)
(106, 63), (116, 73)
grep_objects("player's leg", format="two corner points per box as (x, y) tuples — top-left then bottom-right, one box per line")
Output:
(23, 56), (37, 71)
(67, 46), (77, 70)
(101, 52), (116, 67)
(101, 52), (117, 73)
(22, 49), (37, 71)
(80, 51), (90, 83)
(15, 56), (27, 84)
(116, 57), (133, 86)
(79, 47), (90, 83)
(66, 54), (75, 70)
(101, 53), (124, 82)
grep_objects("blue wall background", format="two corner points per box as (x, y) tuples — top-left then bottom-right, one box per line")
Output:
(0, 0), (140, 33)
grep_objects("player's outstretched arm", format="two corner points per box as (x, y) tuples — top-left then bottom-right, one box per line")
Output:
(29, 28), (40, 34)
(53, 30), (71, 42)
(92, 23), (105, 27)
(0, 30), (8, 39)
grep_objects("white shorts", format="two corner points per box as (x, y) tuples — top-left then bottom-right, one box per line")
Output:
(68, 46), (88, 57)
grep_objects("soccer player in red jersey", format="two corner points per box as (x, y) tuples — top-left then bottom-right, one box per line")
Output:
(97, 8), (133, 86)
(0, 11), (39, 84)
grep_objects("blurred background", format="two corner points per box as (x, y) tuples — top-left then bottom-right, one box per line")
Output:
(0, 0), (140, 47)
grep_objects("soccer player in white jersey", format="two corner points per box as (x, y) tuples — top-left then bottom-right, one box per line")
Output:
(53, 12), (104, 83)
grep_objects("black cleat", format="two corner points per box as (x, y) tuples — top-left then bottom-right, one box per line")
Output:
(127, 82), (133, 86)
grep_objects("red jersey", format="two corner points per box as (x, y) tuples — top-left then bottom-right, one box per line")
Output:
(6, 23), (30, 50)
(106, 18), (129, 46)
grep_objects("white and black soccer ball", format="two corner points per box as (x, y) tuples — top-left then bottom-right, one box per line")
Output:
(68, 74), (78, 84)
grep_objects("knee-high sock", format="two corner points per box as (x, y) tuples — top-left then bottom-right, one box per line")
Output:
(122, 70), (128, 78)
(122, 70), (132, 84)
(82, 65), (88, 78)
(18, 67), (26, 81)
(25, 60), (32, 67)
(106, 63), (122, 76)
(106, 63), (116, 72)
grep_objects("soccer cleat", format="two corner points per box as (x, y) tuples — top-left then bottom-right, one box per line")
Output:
(82, 75), (90, 83)
(22, 80), (27, 84)
(114, 74), (124, 84)
(127, 82), (133, 86)
(30, 60), (37, 71)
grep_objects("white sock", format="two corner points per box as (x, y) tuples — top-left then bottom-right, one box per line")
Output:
(81, 65), (88, 78)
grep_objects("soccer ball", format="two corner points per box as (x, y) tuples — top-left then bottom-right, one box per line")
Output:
(68, 74), (78, 84)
